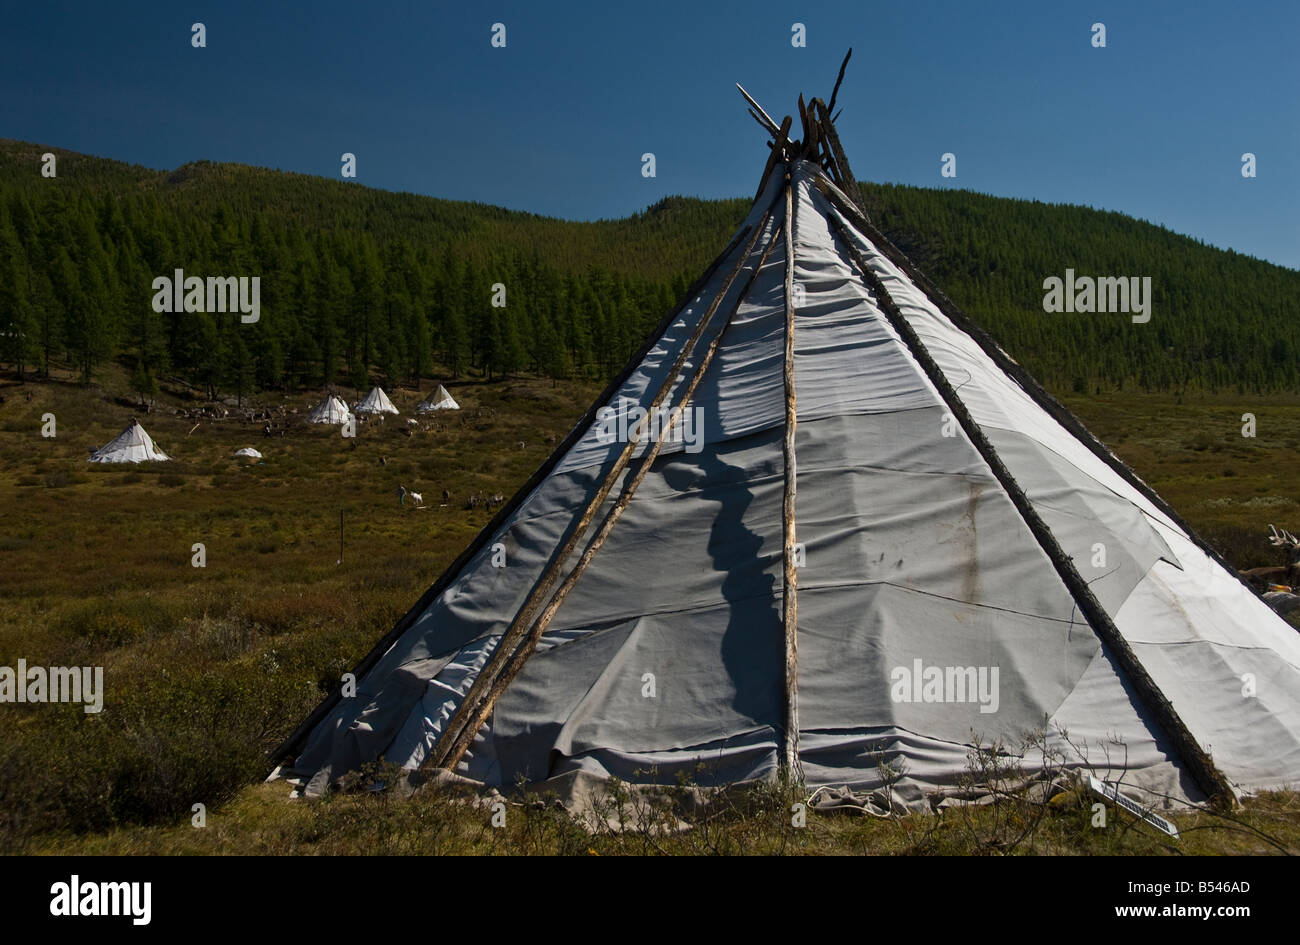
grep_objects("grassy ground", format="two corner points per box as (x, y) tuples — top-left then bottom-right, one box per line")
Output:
(1, 370), (1298, 854)
(24, 777), (1300, 856)
(0, 364), (600, 849)
(1063, 391), (1300, 569)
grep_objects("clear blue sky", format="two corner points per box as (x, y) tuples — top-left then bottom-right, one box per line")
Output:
(3, 0), (1296, 268)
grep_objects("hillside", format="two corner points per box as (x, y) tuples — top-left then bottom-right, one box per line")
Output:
(1, 138), (1298, 399)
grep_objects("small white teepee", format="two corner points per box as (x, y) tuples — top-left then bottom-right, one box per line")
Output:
(307, 395), (351, 424)
(89, 419), (170, 463)
(355, 386), (399, 415)
(415, 384), (459, 413)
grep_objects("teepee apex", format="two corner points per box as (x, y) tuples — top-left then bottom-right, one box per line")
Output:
(740, 49), (870, 221)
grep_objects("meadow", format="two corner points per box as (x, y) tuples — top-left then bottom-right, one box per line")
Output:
(2, 366), (1298, 854)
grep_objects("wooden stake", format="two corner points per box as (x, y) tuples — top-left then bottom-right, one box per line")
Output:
(780, 179), (801, 777)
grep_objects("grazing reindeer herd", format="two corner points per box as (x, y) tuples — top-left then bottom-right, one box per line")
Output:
(396, 483), (503, 513)
(1240, 525), (1300, 617)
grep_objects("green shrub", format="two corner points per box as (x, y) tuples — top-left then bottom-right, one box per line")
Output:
(55, 600), (178, 651)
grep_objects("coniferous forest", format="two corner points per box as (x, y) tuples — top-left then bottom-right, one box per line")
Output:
(1, 138), (1297, 399)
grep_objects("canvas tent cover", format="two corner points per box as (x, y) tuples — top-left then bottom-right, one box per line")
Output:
(279, 105), (1300, 814)
(89, 420), (170, 463)
(307, 395), (351, 424)
(416, 385), (459, 412)
(355, 386), (399, 415)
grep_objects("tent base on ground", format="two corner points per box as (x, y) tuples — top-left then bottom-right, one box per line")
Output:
(89, 419), (170, 463)
(416, 384), (459, 412)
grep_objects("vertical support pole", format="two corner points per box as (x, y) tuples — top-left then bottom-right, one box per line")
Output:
(781, 176), (801, 777)
(824, 209), (1236, 809)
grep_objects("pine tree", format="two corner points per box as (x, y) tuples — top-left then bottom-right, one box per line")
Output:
(130, 358), (159, 407)
(0, 209), (34, 377)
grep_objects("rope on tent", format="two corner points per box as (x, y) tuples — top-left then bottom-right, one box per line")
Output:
(430, 188), (789, 772)
(271, 222), (757, 771)
(810, 174), (1269, 616)
(823, 206), (1238, 809)
(780, 176), (802, 778)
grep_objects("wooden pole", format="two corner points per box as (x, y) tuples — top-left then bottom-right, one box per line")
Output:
(439, 194), (789, 771)
(814, 100), (868, 221)
(746, 107), (778, 139)
(827, 48), (853, 117)
(754, 114), (793, 202)
(736, 83), (782, 137)
(780, 177), (801, 777)
(823, 208), (1236, 809)
(271, 224), (757, 770)
(810, 172), (1262, 612)
(430, 192), (786, 771)
(796, 94), (811, 153)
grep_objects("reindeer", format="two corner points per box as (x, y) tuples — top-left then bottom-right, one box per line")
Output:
(396, 484), (425, 509)
(1240, 524), (1300, 594)
(487, 493), (505, 511)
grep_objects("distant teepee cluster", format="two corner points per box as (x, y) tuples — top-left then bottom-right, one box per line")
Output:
(304, 382), (459, 425)
(90, 381), (460, 464)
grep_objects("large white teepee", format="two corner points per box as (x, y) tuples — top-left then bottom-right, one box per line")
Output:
(89, 419), (170, 463)
(277, 69), (1300, 813)
(355, 386), (398, 415)
(307, 395), (351, 424)
(415, 384), (459, 413)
